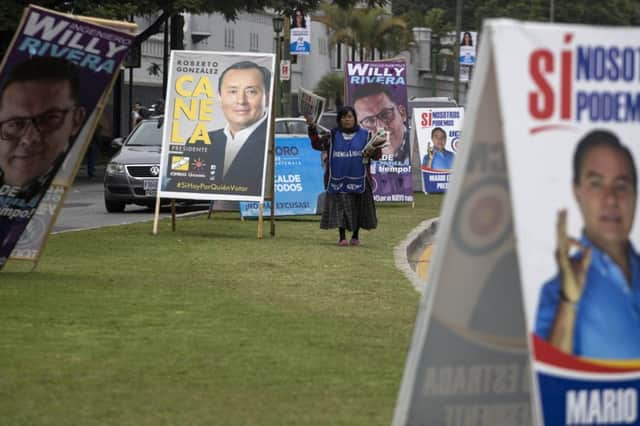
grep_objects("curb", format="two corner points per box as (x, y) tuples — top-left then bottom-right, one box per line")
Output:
(394, 218), (439, 294)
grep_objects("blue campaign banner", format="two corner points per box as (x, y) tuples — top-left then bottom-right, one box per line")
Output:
(240, 136), (324, 217)
(537, 371), (640, 425)
(290, 27), (311, 55)
(421, 168), (451, 193)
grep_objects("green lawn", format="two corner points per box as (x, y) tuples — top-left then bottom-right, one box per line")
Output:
(0, 194), (443, 426)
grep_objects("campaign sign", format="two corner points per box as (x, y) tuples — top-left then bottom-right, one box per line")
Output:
(414, 107), (464, 193)
(0, 6), (134, 269)
(298, 87), (326, 125)
(157, 51), (275, 202)
(10, 184), (65, 261)
(239, 135), (324, 217)
(290, 16), (311, 56)
(394, 74), (533, 424)
(346, 60), (413, 202)
(459, 31), (477, 66)
(280, 59), (291, 81)
(495, 21), (640, 426)
(394, 20), (640, 426)
(460, 64), (471, 82)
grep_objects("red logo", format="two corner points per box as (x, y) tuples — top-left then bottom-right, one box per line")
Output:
(528, 33), (578, 134)
(420, 111), (432, 127)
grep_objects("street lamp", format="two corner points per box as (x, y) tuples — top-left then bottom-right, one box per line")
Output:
(431, 34), (440, 97)
(272, 14), (284, 34)
(272, 15), (284, 117)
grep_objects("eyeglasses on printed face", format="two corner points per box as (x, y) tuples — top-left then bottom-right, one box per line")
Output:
(0, 107), (77, 142)
(359, 106), (395, 129)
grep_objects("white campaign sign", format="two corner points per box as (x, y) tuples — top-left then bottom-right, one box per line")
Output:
(395, 19), (640, 426)
(413, 107), (464, 193)
(298, 86), (326, 124)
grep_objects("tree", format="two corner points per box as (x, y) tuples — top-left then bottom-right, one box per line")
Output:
(313, 4), (410, 62)
(472, 0), (548, 26)
(314, 71), (345, 106)
(393, 0), (640, 31)
(393, 0), (474, 30)
(351, 8), (409, 60)
(313, 3), (358, 61)
(147, 62), (162, 76)
(420, 8), (453, 40)
(0, 0), (388, 56)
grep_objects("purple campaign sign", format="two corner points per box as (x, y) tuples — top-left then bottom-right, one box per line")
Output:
(1, 7), (133, 114)
(346, 61), (413, 202)
(0, 6), (134, 269)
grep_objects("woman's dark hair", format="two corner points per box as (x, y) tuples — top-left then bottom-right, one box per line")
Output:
(292, 8), (306, 28)
(462, 31), (473, 46)
(336, 106), (359, 131)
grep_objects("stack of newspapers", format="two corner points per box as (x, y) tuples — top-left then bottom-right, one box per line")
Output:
(362, 129), (388, 162)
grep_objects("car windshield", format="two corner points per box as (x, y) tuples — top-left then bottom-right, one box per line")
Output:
(126, 119), (164, 146)
(318, 113), (336, 130)
(275, 120), (309, 135)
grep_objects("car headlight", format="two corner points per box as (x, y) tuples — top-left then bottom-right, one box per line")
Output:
(106, 162), (125, 175)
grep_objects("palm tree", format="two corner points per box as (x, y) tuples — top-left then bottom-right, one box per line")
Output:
(313, 4), (358, 61)
(147, 62), (162, 76)
(351, 8), (409, 60)
(314, 71), (345, 108)
(313, 4), (410, 62)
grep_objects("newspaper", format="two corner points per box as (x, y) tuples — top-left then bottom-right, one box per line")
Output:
(362, 129), (388, 161)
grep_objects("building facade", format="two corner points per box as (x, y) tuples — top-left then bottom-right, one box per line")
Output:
(116, 11), (470, 136)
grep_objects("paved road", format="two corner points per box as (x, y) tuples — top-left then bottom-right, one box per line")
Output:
(53, 166), (209, 233)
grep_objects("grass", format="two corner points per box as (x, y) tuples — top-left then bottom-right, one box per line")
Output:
(0, 194), (443, 426)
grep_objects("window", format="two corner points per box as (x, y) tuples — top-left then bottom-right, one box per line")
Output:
(224, 28), (235, 49)
(249, 33), (259, 51)
(319, 38), (328, 56)
(334, 43), (342, 70)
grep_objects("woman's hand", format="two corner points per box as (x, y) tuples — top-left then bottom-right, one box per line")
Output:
(304, 114), (315, 128)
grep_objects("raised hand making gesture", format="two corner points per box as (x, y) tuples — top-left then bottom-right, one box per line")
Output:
(547, 209), (592, 354)
(555, 209), (592, 305)
(535, 130), (639, 358)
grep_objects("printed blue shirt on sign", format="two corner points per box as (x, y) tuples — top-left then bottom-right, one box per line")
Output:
(290, 40), (311, 54)
(422, 150), (455, 170)
(535, 236), (640, 359)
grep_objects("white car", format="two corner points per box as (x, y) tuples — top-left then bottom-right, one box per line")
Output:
(275, 117), (329, 136)
(318, 111), (337, 131)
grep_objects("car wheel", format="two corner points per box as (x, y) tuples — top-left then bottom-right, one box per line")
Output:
(105, 196), (126, 213)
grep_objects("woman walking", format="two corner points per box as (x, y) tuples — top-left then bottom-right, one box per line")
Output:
(306, 106), (384, 246)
